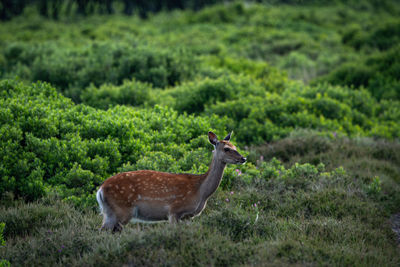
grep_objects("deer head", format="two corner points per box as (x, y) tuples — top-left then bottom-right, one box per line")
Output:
(208, 131), (246, 164)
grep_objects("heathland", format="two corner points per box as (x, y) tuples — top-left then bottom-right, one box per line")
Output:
(0, 1), (399, 266)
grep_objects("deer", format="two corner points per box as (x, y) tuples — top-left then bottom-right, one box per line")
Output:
(96, 131), (246, 231)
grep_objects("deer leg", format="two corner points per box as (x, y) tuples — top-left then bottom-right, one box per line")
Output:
(168, 213), (178, 224)
(112, 222), (123, 233)
(100, 204), (128, 232)
(101, 212), (119, 231)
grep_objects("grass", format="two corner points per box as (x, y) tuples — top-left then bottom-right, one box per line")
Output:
(1, 135), (400, 266)
(250, 132), (400, 213)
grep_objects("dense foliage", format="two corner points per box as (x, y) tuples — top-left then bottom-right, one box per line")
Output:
(160, 76), (400, 143)
(1, 2), (400, 144)
(0, 1), (400, 266)
(1, 42), (196, 102)
(317, 44), (400, 100)
(0, 80), (229, 205)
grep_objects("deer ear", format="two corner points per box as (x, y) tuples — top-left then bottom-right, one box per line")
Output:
(208, 131), (218, 146)
(224, 131), (232, 141)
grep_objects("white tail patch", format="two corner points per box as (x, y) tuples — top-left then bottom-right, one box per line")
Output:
(97, 187), (120, 231)
(96, 188), (105, 214)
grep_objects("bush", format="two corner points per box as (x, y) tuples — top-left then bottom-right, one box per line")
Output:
(322, 62), (372, 88)
(1, 42), (197, 102)
(318, 45), (400, 100)
(367, 176), (382, 196)
(203, 83), (396, 144)
(168, 75), (265, 114)
(81, 79), (154, 109)
(0, 80), (228, 203)
(185, 2), (247, 24)
(345, 21), (400, 51)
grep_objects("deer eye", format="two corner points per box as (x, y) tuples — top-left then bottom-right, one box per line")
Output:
(224, 147), (231, 152)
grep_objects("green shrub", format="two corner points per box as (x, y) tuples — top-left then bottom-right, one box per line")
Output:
(203, 55), (289, 93)
(279, 51), (316, 81)
(203, 82), (396, 144)
(81, 79), (153, 109)
(318, 45), (400, 100)
(345, 21), (400, 51)
(168, 75), (265, 114)
(367, 176), (382, 196)
(185, 2), (247, 24)
(322, 62), (372, 88)
(0, 80), (228, 203)
(134, 151), (180, 173)
(2, 42), (196, 102)
(258, 159), (320, 191)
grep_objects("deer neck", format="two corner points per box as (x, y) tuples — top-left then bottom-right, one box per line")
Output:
(198, 151), (226, 200)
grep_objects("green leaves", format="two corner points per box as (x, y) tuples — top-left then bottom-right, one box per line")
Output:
(1, 42), (197, 102)
(81, 79), (153, 110)
(0, 80), (228, 204)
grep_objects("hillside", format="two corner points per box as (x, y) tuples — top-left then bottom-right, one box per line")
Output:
(0, 1), (399, 266)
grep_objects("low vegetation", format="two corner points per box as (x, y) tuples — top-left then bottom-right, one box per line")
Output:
(0, 0), (399, 265)
(1, 144), (399, 265)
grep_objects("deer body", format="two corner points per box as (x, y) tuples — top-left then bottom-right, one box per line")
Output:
(97, 132), (246, 231)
